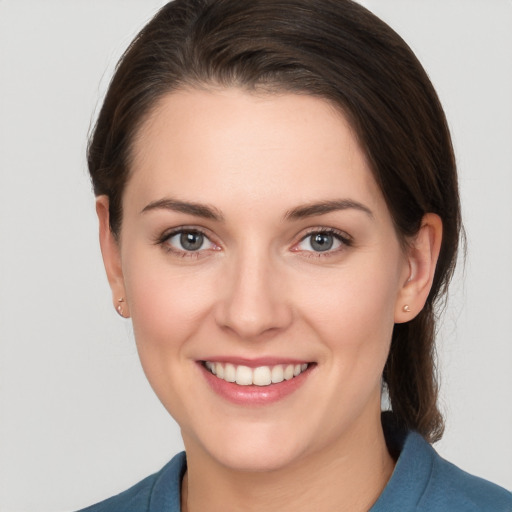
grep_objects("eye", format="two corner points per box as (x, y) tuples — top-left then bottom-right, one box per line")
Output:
(294, 229), (351, 254)
(306, 232), (337, 252)
(160, 229), (218, 254)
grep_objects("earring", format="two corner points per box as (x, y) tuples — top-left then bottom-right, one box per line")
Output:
(116, 297), (126, 318)
(402, 304), (411, 313)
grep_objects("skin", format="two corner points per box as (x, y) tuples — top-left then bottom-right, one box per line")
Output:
(97, 88), (442, 512)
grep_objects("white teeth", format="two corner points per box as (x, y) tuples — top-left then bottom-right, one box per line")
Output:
(271, 365), (284, 384)
(205, 361), (309, 386)
(235, 365), (253, 386)
(253, 366), (272, 386)
(224, 363), (236, 383)
(284, 364), (294, 380)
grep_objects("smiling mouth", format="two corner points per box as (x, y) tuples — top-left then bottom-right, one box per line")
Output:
(203, 361), (310, 386)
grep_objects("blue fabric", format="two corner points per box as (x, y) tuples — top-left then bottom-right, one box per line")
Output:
(78, 452), (185, 512)
(79, 433), (511, 511)
(370, 430), (512, 511)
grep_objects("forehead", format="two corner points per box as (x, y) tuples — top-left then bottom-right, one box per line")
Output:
(127, 88), (385, 216)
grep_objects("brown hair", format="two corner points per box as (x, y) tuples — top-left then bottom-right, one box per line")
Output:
(88, 0), (461, 442)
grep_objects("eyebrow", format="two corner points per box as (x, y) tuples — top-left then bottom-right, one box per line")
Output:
(141, 197), (373, 222)
(141, 198), (224, 221)
(284, 199), (374, 220)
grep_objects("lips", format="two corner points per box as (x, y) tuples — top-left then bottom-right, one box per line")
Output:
(200, 359), (314, 405)
(204, 361), (309, 386)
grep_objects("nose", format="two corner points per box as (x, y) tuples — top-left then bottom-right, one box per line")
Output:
(214, 248), (293, 340)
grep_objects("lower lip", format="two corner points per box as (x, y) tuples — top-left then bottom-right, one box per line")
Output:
(199, 363), (314, 405)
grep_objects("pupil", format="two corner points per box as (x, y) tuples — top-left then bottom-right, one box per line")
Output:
(311, 233), (333, 252)
(180, 232), (203, 251)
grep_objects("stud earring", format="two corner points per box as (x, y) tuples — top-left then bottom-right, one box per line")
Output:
(403, 304), (411, 313)
(116, 297), (126, 317)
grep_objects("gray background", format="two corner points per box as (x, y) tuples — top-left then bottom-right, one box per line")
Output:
(0, 1), (511, 510)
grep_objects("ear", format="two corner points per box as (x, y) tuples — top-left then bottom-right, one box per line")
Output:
(394, 213), (443, 323)
(96, 196), (130, 318)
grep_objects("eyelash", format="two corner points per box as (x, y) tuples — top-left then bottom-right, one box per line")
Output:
(155, 227), (353, 259)
(156, 227), (218, 259)
(293, 228), (353, 258)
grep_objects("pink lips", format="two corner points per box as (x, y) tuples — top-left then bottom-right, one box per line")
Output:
(199, 359), (314, 405)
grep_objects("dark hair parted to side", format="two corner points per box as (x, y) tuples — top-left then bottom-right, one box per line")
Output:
(88, 0), (461, 442)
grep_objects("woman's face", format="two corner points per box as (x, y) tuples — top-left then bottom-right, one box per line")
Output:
(105, 88), (413, 471)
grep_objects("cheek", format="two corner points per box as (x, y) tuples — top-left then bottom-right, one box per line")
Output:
(301, 265), (399, 339)
(121, 251), (219, 420)
(296, 253), (402, 379)
(122, 249), (215, 362)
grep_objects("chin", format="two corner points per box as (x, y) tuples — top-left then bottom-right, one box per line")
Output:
(212, 442), (306, 473)
(185, 419), (311, 473)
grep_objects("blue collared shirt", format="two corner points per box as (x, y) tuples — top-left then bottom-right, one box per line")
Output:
(79, 428), (512, 511)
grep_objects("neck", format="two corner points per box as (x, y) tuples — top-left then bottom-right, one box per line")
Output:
(181, 411), (394, 512)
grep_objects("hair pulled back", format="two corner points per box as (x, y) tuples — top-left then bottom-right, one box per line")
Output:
(88, 0), (461, 442)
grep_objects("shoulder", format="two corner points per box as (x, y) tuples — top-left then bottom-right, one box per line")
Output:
(420, 446), (512, 511)
(76, 452), (186, 512)
(373, 418), (512, 512)
(76, 473), (157, 512)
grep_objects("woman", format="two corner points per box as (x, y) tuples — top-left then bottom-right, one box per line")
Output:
(80, 0), (511, 510)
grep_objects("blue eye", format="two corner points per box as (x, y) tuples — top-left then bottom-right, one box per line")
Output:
(309, 233), (335, 252)
(164, 230), (216, 253)
(179, 231), (205, 251)
(295, 230), (350, 253)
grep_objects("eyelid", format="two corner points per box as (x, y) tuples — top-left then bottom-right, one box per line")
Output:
(291, 227), (353, 255)
(154, 225), (352, 257)
(155, 226), (221, 256)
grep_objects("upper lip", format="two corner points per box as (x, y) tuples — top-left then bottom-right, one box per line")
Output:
(199, 356), (312, 368)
